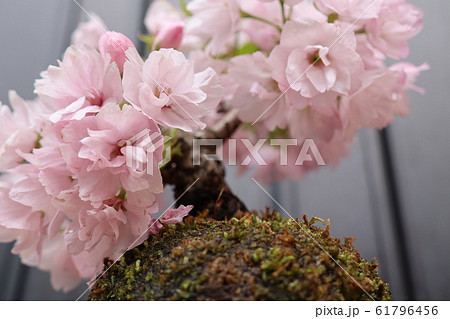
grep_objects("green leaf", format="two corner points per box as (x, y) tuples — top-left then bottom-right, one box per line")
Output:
(139, 34), (154, 52)
(235, 42), (259, 56)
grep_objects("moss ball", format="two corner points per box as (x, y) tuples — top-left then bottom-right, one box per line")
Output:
(89, 211), (390, 301)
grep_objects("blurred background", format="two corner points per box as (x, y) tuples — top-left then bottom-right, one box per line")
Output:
(0, 0), (448, 300)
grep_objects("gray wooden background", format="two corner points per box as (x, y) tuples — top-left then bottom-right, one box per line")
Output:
(0, 0), (448, 300)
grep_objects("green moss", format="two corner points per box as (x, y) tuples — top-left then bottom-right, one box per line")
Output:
(89, 211), (391, 301)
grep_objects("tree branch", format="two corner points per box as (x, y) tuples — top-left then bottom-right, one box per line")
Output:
(162, 110), (247, 220)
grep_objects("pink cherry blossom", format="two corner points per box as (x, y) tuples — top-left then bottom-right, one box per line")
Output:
(0, 100), (168, 289)
(239, 0), (282, 52)
(0, 169), (58, 264)
(37, 235), (97, 292)
(227, 52), (289, 131)
(188, 50), (231, 128)
(145, 0), (185, 36)
(0, 212), (95, 293)
(355, 35), (385, 70)
(289, 103), (342, 142)
(389, 62), (429, 94)
(253, 143), (307, 183)
(0, 180), (40, 233)
(154, 22), (184, 50)
(123, 48), (222, 131)
(71, 13), (108, 49)
(99, 32), (136, 73)
(145, 0), (202, 51)
(61, 103), (164, 206)
(10, 131), (81, 217)
(148, 217), (164, 235)
(340, 64), (426, 136)
(65, 204), (133, 260)
(190, 49), (228, 77)
(160, 205), (193, 224)
(64, 203), (189, 269)
(186, 0), (241, 55)
(132, 204), (193, 237)
(0, 224), (20, 245)
(366, 0), (423, 59)
(313, 0), (383, 22)
(313, 131), (352, 168)
(9, 164), (57, 216)
(34, 45), (122, 111)
(48, 97), (100, 123)
(268, 20), (364, 98)
(290, 1), (327, 23)
(0, 91), (49, 171)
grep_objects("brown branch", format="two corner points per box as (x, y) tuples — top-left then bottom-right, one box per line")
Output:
(162, 110), (247, 220)
(198, 109), (241, 140)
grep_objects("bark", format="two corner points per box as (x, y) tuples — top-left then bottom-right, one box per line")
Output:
(161, 110), (248, 220)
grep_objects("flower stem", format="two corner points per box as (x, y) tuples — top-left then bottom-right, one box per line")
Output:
(280, 0), (287, 23)
(240, 10), (282, 32)
(179, 0), (192, 16)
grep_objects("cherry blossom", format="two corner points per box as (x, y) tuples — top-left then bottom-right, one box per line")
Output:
(0, 91), (49, 171)
(71, 13), (107, 49)
(313, 0), (383, 22)
(366, 0), (424, 59)
(186, 0), (241, 55)
(34, 45), (122, 111)
(268, 20), (364, 98)
(123, 48), (222, 131)
(159, 205), (193, 224)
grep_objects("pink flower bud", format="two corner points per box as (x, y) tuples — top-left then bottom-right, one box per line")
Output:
(153, 22), (184, 49)
(98, 31), (135, 73)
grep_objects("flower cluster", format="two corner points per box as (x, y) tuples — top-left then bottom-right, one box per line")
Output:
(0, 0), (426, 291)
(146, 0), (426, 182)
(0, 24), (213, 290)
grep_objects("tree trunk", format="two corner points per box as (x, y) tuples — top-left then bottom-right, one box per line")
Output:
(161, 110), (248, 220)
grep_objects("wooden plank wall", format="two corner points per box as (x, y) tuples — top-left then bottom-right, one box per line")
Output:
(0, 0), (448, 300)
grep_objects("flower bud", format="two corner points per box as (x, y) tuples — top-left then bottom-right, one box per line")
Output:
(98, 31), (135, 73)
(153, 22), (184, 50)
